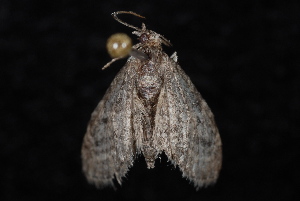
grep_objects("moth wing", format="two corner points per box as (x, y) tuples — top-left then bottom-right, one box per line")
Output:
(154, 55), (222, 189)
(81, 58), (139, 188)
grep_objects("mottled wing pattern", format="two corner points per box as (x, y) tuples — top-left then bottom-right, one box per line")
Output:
(154, 53), (222, 189)
(81, 58), (139, 187)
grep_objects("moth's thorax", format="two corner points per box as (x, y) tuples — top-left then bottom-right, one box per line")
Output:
(137, 31), (164, 48)
(136, 57), (163, 104)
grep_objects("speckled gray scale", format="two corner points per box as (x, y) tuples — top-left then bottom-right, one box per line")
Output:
(81, 11), (222, 190)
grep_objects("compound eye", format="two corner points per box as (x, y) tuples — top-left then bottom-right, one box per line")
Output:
(139, 33), (148, 43)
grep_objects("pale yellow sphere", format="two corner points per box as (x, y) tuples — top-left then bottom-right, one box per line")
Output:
(106, 33), (132, 58)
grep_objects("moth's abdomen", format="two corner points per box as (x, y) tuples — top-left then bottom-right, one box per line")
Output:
(134, 59), (164, 168)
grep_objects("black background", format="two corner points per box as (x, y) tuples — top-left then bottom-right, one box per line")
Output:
(1, 0), (299, 200)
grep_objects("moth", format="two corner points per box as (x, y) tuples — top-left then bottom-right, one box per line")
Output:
(81, 11), (222, 190)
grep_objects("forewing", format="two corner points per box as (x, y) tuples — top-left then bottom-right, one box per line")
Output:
(154, 54), (222, 189)
(81, 58), (139, 188)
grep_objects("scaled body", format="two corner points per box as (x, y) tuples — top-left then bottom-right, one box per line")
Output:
(82, 11), (222, 189)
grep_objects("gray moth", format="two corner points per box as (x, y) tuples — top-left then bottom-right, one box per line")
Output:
(81, 11), (222, 190)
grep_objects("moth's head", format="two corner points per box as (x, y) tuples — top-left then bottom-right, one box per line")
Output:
(103, 11), (171, 70)
(112, 11), (172, 48)
(131, 24), (171, 47)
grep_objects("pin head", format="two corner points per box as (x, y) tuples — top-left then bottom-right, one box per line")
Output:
(106, 33), (132, 58)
